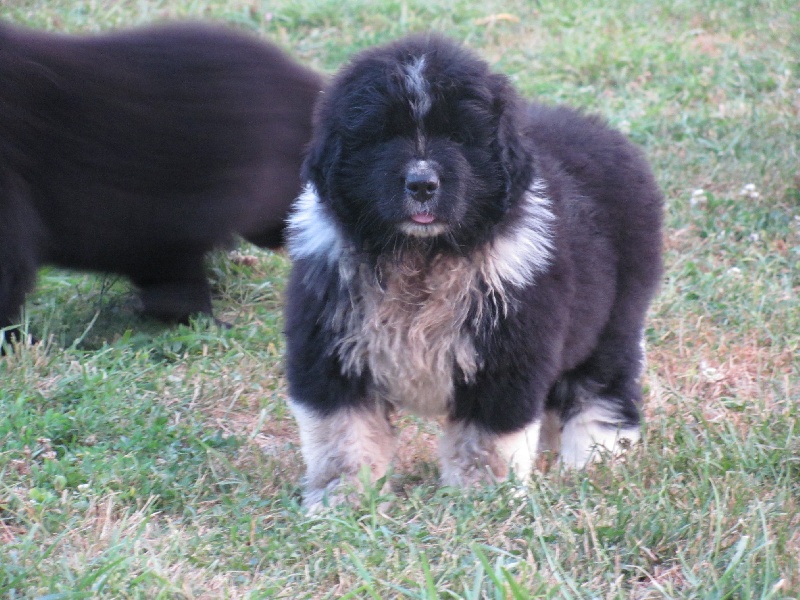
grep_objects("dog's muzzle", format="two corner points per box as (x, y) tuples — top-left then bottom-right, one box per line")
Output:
(405, 162), (440, 203)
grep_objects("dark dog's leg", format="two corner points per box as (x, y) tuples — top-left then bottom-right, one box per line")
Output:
(0, 257), (36, 347)
(137, 279), (213, 323)
(241, 228), (285, 250)
(0, 265), (36, 352)
(132, 254), (213, 324)
(0, 175), (39, 352)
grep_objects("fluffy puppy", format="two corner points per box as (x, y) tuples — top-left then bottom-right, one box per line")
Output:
(285, 34), (662, 509)
(0, 21), (322, 339)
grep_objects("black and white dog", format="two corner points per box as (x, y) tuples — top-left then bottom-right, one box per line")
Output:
(0, 21), (322, 339)
(285, 34), (662, 509)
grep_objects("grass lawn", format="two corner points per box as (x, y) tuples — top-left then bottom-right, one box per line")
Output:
(1, 0), (798, 597)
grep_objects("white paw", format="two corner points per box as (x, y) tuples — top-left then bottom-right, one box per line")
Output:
(559, 404), (640, 468)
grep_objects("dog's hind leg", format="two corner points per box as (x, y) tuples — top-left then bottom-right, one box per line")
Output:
(132, 252), (214, 324)
(553, 324), (647, 468)
(552, 218), (660, 468)
(0, 173), (40, 351)
(0, 248), (37, 350)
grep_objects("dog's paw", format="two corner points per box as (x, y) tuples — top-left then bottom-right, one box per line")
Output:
(302, 477), (354, 513)
(439, 420), (541, 488)
(558, 404), (641, 469)
(302, 469), (392, 514)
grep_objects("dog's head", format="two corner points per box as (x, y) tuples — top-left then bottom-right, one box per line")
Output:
(303, 34), (533, 256)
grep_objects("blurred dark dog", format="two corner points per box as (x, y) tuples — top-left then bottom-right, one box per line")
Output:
(0, 21), (322, 341)
(285, 34), (662, 509)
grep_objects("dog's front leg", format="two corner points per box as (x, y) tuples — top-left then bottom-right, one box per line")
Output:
(290, 400), (395, 511)
(437, 334), (560, 489)
(438, 417), (542, 488)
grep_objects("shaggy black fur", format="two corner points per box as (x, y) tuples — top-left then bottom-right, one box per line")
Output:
(285, 34), (663, 495)
(0, 21), (322, 340)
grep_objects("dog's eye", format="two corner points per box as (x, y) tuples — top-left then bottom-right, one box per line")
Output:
(449, 130), (468, 145)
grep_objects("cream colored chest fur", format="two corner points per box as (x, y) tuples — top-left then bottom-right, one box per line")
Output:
(334, 255), (486, 417)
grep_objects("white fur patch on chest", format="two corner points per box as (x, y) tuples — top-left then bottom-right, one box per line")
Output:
(335, 255), (485, 417)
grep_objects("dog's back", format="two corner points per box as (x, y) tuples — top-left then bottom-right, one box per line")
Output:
(525, 102), (663, 323)
(0, 22), (321, 259)
(0, 22), (322, 327)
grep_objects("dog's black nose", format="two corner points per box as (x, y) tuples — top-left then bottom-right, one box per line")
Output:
(405, 167), (440, 202)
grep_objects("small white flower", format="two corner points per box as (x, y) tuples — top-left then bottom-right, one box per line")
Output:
(690, 188), (707, 207)
(749, 233), (760, 242)
(699, 360), (724, 383)
(727, 267), (742, 277)
(618, 119), (631, 134)
(739, 183), (760, 199)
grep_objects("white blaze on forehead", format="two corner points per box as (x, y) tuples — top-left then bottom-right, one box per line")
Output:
(403, 56), (431, 122)
(287, 183), (343, 263)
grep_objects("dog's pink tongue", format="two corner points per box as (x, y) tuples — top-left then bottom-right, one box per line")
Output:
(411, 213), (436, 224)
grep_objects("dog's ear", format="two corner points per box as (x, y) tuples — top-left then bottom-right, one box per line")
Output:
(490, 74), (533, 202)
(301, 114), (341, 204)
